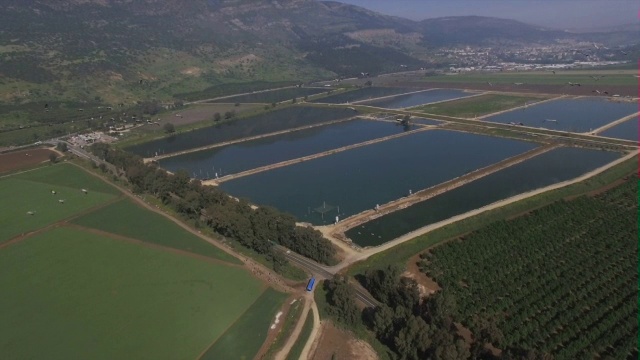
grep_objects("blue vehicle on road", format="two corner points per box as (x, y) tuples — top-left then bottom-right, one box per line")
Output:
(306, 277), (316, 291)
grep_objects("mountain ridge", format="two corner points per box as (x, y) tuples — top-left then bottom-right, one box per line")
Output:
(0, 0), (635, 104)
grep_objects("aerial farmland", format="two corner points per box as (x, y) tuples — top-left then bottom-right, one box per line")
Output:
(1, 65), (637, 360)
(0, 163), (287, 360)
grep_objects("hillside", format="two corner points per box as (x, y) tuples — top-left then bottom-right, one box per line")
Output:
(0, 0), (635, 106)
(419, 16), (569, 47)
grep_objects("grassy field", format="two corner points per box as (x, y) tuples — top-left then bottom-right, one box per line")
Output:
(0, 226), (265, 360)
(411, 94), (549, 118)
(72, 199), (240, 264)
(286, 311), (314, 360)
(200, 288), (288, 360)
(12, 163), (120, 195)
(348, 155), (637, 276)
(0, 164), (120, 243)
(421, 70), (636, 87)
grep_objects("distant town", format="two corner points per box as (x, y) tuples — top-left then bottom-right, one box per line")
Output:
(435, 41), (631, 72)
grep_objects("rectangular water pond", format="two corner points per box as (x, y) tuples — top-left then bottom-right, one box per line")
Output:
(220, 130), (539, 225)
(126, 106), (357, 157)
(599, 119), (638, 142)
(346, 147), (621, 247)
(159, 119), (419, 178)
(207, 88), (326, 104)
(311, 87), (418, 104)
(361, 89), (476, 109)
(484, 98), (637, 133)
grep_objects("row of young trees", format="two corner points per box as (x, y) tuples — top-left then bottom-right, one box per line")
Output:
(89, 143), (337, 267)
(418, 179), (637, 359)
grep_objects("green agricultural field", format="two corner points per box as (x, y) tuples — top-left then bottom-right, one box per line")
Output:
(0, 227), (266, 360)
(421, 70), (636, 87)
(411, 94), (548, 118)
(11, 163), (120, 195)
(0, 164), (119, 243)
(201, 288), (288, 360)
(73, 199), (240, 264)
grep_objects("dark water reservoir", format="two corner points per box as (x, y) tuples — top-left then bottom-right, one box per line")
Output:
(485, 98), (637, 133)
(346, 147), (621, 246)
(220, 130), (538, 225)
(600, 119), (638, 142)
(159, 119), (417, 178)
(361, 89), (475, 109)
(126, 106), (356, 157)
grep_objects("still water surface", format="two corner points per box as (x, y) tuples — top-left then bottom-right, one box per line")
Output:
(599, 119), (638, 142)
(346, 147), (621, 246)
(361, 89), (474, 109)
(485, 98), (637, 133)
(126, 107), (356, 157)
(159, 120), (417, 178)
(220, 130), (538, 225)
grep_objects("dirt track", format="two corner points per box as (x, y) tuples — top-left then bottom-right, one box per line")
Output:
(300, 302), (321, 360)
(274, 295), (312, 360)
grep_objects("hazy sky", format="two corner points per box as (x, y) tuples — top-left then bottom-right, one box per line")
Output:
(333, 0), (638, 29)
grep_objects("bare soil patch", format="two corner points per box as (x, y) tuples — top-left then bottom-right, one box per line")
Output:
(0, 148), (57, 173)
(403, 253), (441, 296)
(454, 322), (473, 344)
(311, 322), (378, 360)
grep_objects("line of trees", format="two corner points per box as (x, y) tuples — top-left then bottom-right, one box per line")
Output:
(89, 143), (337, 267)
(322, 276), (361, 327)
(361, 265), (471, 360)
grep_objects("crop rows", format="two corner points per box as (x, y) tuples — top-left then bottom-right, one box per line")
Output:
(419, 179), (637, 359)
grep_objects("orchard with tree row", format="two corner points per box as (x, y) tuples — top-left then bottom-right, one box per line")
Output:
(418, 178), (637, 359)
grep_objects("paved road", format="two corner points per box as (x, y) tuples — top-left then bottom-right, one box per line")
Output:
(276, 246), (380, 308)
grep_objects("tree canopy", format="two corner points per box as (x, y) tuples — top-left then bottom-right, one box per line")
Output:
(89, 144), (337, 268)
